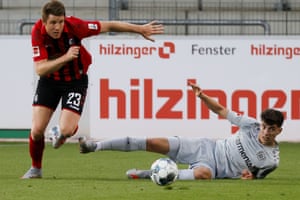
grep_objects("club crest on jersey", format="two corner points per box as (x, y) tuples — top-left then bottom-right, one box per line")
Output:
(33, 46), (40, 57)
(256, 151), (266, 161)
(88, 23), (98, 30)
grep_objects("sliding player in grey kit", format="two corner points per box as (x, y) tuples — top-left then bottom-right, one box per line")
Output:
(79, 81), (284, 180)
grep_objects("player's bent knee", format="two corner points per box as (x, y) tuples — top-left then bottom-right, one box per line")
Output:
(146, 138), (158, 151)
(31, 126), (46, 139)
(60, 125), (78, 137)
(30, 132), (44, 140)
(194, 167), (213, 180)
(146, 138), (170, 154)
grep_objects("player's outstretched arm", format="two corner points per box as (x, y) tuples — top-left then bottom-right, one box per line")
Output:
(99, 20), (164, 42)
(188, 81), (229, 118)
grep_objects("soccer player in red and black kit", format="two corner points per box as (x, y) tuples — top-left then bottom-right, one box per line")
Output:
(22, 0), (164, 179)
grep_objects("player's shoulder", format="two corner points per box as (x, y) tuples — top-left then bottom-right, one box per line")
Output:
(32, 19), (43, 30)
(31, 19), (44, 40)
(64, 16), (101, 35)
(64, 16), (89, 32)
(65, 16), (85, 24)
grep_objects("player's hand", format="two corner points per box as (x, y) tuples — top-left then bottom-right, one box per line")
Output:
(66, 46), (80, 61)
(241, 169), (254, 180)
(188, 81), (203, 97)
(140, 20), (164, 42)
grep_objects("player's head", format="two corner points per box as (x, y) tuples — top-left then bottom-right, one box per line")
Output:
(42, 1), (65, 22)
(259, 109), (284, 146)
(42, 1), (66, 39)
(261, 108), (284, 128)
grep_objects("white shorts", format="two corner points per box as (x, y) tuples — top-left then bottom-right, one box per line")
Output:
(168, 136), (217, 178)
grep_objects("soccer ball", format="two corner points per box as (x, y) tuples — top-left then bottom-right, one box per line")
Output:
(150, 158), (178, 186)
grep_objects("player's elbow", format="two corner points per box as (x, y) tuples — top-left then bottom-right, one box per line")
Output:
(34, 61), (48, 76)
(35, 68), (45, 76)
(215, 108), (228, 119)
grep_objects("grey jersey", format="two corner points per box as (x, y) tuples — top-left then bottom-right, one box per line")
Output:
(214, 111), (280, 179)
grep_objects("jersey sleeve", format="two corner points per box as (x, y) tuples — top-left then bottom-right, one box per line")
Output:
(227, 110), (258, 128)
(31, 20), (48, 62)
(66, 16), (101, 39)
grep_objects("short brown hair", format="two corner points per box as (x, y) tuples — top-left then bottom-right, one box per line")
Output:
(42, 0), (66, 22)
(261, 109), (284, 127)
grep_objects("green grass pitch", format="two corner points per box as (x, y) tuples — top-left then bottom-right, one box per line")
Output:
(0, 142), (299, 200)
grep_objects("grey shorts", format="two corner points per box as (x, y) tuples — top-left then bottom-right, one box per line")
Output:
(168, 136), (217, 178)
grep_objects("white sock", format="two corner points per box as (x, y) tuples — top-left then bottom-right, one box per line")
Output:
(177, 169), (195, 180)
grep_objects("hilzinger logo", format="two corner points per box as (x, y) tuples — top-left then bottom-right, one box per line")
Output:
(99, 41), (175, 59)
(158, 42), (175, 58)
(99, 78), (300, 120)
(250, 44), (300, 59)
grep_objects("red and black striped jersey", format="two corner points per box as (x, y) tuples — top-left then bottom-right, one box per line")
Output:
(31, 16), (101, 82)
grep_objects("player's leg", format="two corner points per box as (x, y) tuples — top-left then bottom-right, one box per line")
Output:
(127, 138), (214, 180)
(167, 137), (215, 180)
(50, 81), (87, 149)
(50, 109), (80, 149)
(126, 167), (212, 180)
(179, 167), (212, 180)
(146, 138), (170, 154)
(80, 136), (183, 179)
(79, 137), (175, 154)
(126, 137), (181, 179)
(60, 110), (80, 137)
(21, 106), (53, 179)
(80, 137), (147, 152)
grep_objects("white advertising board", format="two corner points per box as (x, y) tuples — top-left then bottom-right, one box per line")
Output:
(0, 36), (33, 129)
(88, 36), (300, 141)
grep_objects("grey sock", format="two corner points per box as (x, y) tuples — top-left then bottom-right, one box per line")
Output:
(96, 137), (146, 151)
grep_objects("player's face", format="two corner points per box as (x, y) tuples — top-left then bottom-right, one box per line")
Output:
(44, 14), (65, 39)
(258, 122), (282, 146)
